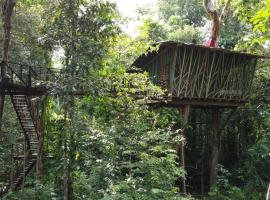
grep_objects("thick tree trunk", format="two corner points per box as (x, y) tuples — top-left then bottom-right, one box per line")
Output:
(203, 0), (231, 47)
(0, 0), (16, 133)
(203, 0), (220, 47)
(63, 0), (78, 198)
(209, 108), (220, 188)
(1, 0), (16, 76)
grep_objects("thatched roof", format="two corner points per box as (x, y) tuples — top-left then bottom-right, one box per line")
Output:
(133, 41), (267, 69)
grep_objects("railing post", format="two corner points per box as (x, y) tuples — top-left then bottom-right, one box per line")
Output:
(0, 62), (7, 82)
(28, 66), (32, 87)
(20, 64), (23, 81)
(0, 62), (3, 81)
(10, 144), (14, 191)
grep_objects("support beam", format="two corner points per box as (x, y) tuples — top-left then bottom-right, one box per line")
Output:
(10, 144), (14, 191)
(266, 183), (270, 200)
(179, 105), (191, 194)
(209, 108), (221, 188)
(0, 93), (5, 133)
(36, 95), (48, 200)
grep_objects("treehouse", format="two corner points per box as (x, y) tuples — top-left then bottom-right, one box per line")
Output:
(133, 41), (264, 107)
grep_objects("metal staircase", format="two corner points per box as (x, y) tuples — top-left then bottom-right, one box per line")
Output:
(11, 95), (39, 156)
(0, 95), (39, 197)
(0, 62), (56, 198)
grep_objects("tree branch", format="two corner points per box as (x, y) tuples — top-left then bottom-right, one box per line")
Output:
(219, 0), (232, 24)
(203, 0), (216, 14)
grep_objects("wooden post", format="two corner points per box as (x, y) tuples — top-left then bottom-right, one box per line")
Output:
(179, 105), (191, 194)
(10, 144), (14, 191)
(28, 66), (32, 87)
(266, 183), (270, 200)
(22, 138), (27, 199)
(36, 96), (47, 200)
(209, 108), (221, 188)
(0, 94), (5, 133)
(201, 161), (204, 196)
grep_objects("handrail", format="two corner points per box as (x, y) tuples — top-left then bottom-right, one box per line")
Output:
(1, 61), (63, 88)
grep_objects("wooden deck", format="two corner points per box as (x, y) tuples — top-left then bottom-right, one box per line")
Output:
(146, 97), (245, 108)
(0, 81), (46, 95)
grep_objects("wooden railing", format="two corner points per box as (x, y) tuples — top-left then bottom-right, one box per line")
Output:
(0, 140), (32, 197)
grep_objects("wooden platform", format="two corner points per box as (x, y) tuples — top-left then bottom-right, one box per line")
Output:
(0, 81), (46, 95)
(145, 96), (246, 108)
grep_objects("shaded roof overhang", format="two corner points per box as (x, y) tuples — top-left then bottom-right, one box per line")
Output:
(133, 41), (268, 69)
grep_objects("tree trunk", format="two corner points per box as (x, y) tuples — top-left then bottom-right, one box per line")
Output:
(63, 111), (72, 200)
(0, 0), (16, 133)
(63, 0), (78, 198)
(1, 0), (16, 77)
(203, 0), (232, 47)
(209, 108), (220, 188)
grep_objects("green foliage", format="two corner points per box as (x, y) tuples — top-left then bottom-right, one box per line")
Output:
(168, 25), (203, 43)
(234, 0), (270, 52)
(219, 13), (242, 49)
(138, 18), (168, 42)
(208, 165), (246, 200)
(158, 0), (207, 26)
(73, 66), (184, 199)
(1, 0), (270, 199)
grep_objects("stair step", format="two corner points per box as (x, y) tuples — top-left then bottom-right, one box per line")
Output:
(18, 112), (31, 115)
(22, 123), (34, 126)
(22, 121), (33, 123)
(18, 114), (30, 116)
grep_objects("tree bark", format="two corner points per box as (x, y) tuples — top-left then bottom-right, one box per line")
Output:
(203, 0), (232, 47)
(63, 111), (72, 200)
(63, 0), (78, 198)
(209, 108), (221, 188)
(1, 0), (16, 77)
(0, 0), (16, 133)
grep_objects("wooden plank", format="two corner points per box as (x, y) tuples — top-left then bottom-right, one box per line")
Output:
(146, 97), (245, 108)
(169, 48), (178, 93)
